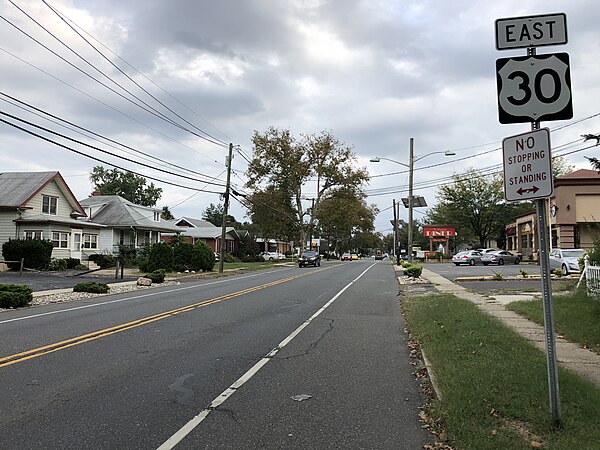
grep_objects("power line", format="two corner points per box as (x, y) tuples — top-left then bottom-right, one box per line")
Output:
(0, 92), (227, 186)
(39, 0), (230, 147)
(1, 10), (227, 152)
(0, 110), (227, 190)
(0, 45), (223, 164)
(44, 0), (233, 145)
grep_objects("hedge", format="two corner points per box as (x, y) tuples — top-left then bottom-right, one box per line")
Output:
(73, 281), (109, 294)
(0, 284), (33, 308)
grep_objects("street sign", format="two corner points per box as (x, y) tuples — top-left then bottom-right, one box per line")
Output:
(496, 53), (572, 124)
(502, 128), (553, 202)
(495, 13), (567, 50)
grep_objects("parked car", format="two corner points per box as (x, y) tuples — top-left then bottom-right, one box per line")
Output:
(549, 248), (586, 275)
(351, 253), (359, 260)
(481, 250), (520, 265)
(299, 251), (321, 267)
(452, 250), (483, 266)
(477, 248), (498, 255)
(341, 252), (352, 261)
(260, 251), (286, 261)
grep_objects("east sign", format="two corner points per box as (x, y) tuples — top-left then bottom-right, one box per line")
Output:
(495, 13), (567, 50)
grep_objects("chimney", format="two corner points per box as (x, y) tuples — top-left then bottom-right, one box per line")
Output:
(91, 190), (102, 196)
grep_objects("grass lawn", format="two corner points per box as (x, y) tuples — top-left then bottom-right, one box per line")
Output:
(403, 293), (600, 450)
(222, 260), (291, 271)
(507, 288), (600, 354)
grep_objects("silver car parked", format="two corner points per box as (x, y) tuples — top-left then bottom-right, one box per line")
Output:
(549, 248), (586, 275)
(452, 250), (482, 266)
(481, 250), (520, 266)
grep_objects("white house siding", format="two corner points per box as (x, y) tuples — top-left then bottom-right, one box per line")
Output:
(0, 210), (20, 250)
(98, 229), (115, 254)
(24, 181), (74, 220)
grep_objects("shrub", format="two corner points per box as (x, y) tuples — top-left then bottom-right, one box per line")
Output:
(519, 269), (529, 278)
(554, 268), (564, 277)
(2, 238), (53, 270)
(224, 252), (236, 263)
(64, 258), (81, 269)
(404, 264), (423, 278)
(492, 270), (504, 280)
(89, 253), (115, 269)
(73, 281), (109, 294)
(190, 241), (215, 272)
(0, 284), (33, 308)
(172, 241), (194, 272)
(48, 258), (68, 271)
(144, 269), (166, 283)
(146, 243), (174, 272)
(74, 264), (89, 271)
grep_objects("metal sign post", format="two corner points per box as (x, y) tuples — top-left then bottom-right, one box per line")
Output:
(495, 13), (568, 428)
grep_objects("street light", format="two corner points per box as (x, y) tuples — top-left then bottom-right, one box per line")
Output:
(370, 138), (455, 262)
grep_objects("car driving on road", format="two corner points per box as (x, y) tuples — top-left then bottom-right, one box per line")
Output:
(341, 252), (352, 261)
(452, 250), (482, 266)
(481, 250), (521, 266)
(299, 251), (321, 267)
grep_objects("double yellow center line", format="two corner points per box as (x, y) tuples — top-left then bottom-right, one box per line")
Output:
(0, 266), (334, 369)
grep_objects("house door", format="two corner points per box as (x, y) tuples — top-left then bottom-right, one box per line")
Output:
(72, 229), (82, 261)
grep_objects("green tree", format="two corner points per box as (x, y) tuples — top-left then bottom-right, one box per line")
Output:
(552, 155), (575, 178)
(247, 186), (298, 242)
(90, 166), (162, 206)
(246, 127), (369, 249)
(315, 187), (377, 253)
(583, 133), (600, 172)
(161, 205), (175, 220)
(426, 169), (509, 248)
(202, 203), (237, 227)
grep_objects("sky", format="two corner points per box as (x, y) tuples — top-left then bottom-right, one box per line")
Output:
(1, 0), (599, 236)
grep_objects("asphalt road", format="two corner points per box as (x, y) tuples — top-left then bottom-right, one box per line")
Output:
(0, 260), (431, 449)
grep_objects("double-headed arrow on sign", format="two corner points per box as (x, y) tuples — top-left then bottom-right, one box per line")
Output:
(516, 186), (540, 196)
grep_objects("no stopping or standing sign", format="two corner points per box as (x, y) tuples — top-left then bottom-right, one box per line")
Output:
(503, 128), (553, 202)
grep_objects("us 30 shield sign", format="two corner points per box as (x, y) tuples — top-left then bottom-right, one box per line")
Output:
(496, 53), (572, 124)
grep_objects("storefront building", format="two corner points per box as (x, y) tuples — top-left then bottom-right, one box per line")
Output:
(505, 169), (600, 261)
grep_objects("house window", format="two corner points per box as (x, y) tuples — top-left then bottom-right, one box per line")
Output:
(144, 231), (151, 244)
(521, 233), (528, 249)
(228, 240), (235, 252)
(42, 195), (58, 215)
(83, 234), (98, 249)
(153, 211), (160, 221)
(119, 230), (125, 245)
(24, 230), (42, 240)
(52, 232), (69, 248)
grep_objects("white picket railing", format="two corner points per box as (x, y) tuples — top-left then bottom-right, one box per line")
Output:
(580, 255), (600, 298)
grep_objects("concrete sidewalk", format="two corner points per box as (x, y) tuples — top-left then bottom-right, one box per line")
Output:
(417, 267), (600, 389)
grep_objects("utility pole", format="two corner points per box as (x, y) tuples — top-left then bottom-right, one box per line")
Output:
(407, 137), (414, 263)
(309, 198), (315, 251)
(395, 199), (401, 265)
(218, 143), (233, 274)
(392, 198), (398, 264)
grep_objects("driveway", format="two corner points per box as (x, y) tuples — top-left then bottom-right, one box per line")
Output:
(0, 270), (138, 292)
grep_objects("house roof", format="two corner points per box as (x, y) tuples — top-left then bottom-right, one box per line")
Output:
(555, 169), (600, 187)
(557, 169), (600, 179)
(163, 226), (238, 239)
(14, 214), (106, 229)
(0, 171), (85, 215)
(78, 195), (181, 232)
(173, 217), (216, 228)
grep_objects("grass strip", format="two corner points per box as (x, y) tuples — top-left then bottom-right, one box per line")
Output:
(507, 289), (600, 354)
(403, 293), (600, 450)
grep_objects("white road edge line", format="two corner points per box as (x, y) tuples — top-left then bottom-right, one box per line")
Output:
(0, 268), (291, 325)
(156, 262), (377, 450)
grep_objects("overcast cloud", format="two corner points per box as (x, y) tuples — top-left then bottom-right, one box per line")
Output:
(1, 0), (598, 234)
